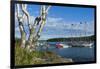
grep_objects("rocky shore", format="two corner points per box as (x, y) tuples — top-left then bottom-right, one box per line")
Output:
(15, 46), (73, 65)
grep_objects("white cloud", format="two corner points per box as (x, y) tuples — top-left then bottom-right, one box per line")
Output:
(39, 16), (94, 40)
(45, 17), (94, 33)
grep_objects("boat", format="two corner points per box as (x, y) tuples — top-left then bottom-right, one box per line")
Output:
(82, 43), (93, 48)
(56, 43), (71, 48)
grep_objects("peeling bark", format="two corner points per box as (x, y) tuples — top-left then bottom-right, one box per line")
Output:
(16, 4), (26, 48)
(31, 5), (51, 49)
(21, 4), (32, 30)
(16, 4), (51, 51)
(21, 4), (37, 49)
(36, 5), (51, 39)
(19, 22), (26, 48)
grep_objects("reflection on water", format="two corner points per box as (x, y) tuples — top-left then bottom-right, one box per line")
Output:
(37, 41), (95, 62)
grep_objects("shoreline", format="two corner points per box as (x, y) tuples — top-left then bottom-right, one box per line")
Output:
(15, 45), (73, 65)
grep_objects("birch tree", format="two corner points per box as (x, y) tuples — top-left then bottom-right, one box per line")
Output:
(16, 4), (26, 48)
(16, 3), (51, 51)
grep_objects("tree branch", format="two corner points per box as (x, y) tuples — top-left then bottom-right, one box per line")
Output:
(21, 4), (32, 29)
(16, 4), (26, 48)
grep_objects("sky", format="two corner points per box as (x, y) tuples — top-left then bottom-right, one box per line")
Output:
(15, 4), (95, 40)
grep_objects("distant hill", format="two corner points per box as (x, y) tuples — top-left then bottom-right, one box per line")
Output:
(15, 35), (95, 42)
(47, 35), (95, 42)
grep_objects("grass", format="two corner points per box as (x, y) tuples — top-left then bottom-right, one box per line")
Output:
(15, 41), (73, 66)
(15, 45), (46, 65)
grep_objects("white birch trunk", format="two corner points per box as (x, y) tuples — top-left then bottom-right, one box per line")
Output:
(16, 4), (26, 48)
(19, 21), (26, 48)
(32, 6), (51, 49)
(16, 4), (51, 50)
(36, 5), (50, 40)
(21, 4), (36, 50)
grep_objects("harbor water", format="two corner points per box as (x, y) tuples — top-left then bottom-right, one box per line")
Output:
(38, 41), (95, 62)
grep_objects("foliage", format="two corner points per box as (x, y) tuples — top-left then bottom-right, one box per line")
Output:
(15, 40), (46, 65)
(15, 41), (72, 66)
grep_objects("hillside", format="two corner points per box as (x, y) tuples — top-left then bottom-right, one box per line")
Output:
(47, 35), (95, 42)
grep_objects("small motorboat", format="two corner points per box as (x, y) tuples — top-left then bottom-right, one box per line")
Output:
(56, 43), (71, 48)
(56, 44), (63, 48)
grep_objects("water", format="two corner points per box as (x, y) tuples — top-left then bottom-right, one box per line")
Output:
(50, 47), (94, 62)
(38, 41), (95, 62)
